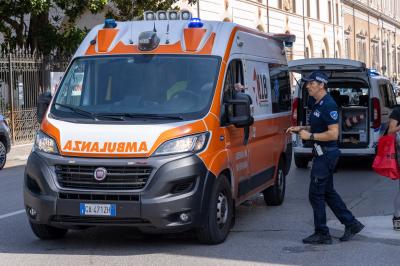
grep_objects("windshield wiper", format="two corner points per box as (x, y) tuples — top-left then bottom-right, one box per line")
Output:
(54, 103), (97, 120)
(95, 113), (184, 120)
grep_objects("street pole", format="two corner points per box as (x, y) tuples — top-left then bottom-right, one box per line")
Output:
(8, 49), (15, 143)
(267, 0), (270, 33)
(303, 0), (306, 58)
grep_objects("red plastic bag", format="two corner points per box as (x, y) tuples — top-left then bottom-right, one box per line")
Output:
(373, 134), (400, 180)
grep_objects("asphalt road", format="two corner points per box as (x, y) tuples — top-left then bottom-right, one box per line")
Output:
(0, 158), (400, 266)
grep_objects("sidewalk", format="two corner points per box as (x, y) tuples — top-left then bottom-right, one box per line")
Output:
(328, 216), (400, 240)
(5, 143), (33, 168)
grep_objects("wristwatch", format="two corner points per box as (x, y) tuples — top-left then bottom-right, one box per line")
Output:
(310, 133), (315, 141)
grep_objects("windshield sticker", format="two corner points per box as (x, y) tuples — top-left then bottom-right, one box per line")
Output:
(63, 140), (148, 153)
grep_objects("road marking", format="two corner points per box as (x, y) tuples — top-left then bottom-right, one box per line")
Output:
(0, 209), (25, 220)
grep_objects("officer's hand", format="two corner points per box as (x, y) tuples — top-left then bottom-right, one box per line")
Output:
(286, 126), (301, 134)
(299, 130), (311, 140)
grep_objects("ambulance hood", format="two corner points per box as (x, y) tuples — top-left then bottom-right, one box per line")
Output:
(44, 116), (207, 158)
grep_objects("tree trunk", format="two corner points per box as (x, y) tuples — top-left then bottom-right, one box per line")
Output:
(27, 12), (49, 53)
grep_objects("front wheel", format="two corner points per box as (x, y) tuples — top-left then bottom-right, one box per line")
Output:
(29, 221), (68, 240)
(263, 159), (286, 206)
(0, 141), (7, 170)
(196, 175), (233, 245)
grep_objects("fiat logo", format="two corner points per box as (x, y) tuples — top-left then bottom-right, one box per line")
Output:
(94, 167), (107, 181)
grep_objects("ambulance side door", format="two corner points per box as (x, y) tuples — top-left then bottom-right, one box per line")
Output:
(222, 58), (250, 200)
(242, 58), (277, 194)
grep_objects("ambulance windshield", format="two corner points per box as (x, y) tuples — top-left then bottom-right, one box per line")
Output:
(51, 55), (220, 122)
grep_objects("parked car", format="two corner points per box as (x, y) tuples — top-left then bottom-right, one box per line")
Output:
(0, 115), (11, 169)
(391, 82), (400, 98)
(289, 58), (396, 168)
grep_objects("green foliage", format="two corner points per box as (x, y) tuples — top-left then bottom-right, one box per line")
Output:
(0, 0), (198, 56)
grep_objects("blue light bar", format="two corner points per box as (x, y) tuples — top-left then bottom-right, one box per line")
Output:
(188, 18), (203, 28)
(368, 68), (380, 76)
(104, 18), (117, 28)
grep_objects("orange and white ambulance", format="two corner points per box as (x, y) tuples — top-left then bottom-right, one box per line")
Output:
(24, 12), (295, 244)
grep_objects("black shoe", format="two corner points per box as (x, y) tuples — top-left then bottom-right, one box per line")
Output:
(339, 220), (365, 241)
(302, 233), (332, 244)
(393, 216), (400, 231)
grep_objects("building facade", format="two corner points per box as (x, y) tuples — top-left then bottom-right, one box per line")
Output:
(179, 0), (400, 83)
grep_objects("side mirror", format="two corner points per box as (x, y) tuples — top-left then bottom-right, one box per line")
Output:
(225, 93), (254, 128)
(37, 91), (52, 124)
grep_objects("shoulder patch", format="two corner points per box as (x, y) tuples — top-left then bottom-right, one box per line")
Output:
(330, 111), (338, 120)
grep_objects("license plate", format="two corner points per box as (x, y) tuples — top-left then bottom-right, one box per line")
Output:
(80, 203), (116, 216)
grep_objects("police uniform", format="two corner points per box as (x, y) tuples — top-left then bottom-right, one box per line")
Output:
(308, 93), (358, 236)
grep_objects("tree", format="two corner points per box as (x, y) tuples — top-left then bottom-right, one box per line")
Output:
(0, 0), (198, 56)
(108, 0), (198, 20)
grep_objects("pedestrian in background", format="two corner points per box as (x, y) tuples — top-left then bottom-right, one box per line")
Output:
(387, 107), (400, 230)
(287, 71), (364, 244)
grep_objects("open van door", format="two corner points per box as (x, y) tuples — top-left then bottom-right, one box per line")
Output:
(288, 58), (367, 73)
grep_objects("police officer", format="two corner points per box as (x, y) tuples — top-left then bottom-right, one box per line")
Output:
(287, 71), (364, 244)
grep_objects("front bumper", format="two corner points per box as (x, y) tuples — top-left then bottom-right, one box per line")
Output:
(24, 151), (215, 232)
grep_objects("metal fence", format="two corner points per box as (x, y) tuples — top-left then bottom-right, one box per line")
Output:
(0, 47), (69, 144)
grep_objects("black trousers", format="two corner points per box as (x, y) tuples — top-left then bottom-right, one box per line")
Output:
(309, 148), (356, 234)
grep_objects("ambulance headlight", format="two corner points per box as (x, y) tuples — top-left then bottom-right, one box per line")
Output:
(153, 132), (209, 156)
(34, 131), (59, 154)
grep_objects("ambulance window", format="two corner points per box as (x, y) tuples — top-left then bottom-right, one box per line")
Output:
(269, 64), (291, 113)
(223, 60), (244, 100)
(57, 62), (86, 106)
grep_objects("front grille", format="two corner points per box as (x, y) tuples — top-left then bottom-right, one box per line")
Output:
(55, 165), (152, 190)
(52, 215), (150, 225)
(59, 192), (139, 201)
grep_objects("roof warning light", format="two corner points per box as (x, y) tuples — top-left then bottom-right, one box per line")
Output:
(104, 18), (117, 28)
(188, 18), (203, 28)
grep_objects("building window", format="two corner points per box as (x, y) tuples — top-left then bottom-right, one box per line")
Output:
(280, 0), (296, 13)
(392, 46), (396, 77)
(328, 1), (332, 23)
(356, 33), (366, 62)
(307, 0), (311, 17)
(306, 35), (314, 58)
(345, 34), (351, 59)
(316, 0), (320, 20)
(382, 41), (387, 74)
(336, 3), (339, 25)
(371, 42), (380, 69)
(336, 41), (342, 58)
(322, 39), (329, 58)
(397, 48), (400, 77)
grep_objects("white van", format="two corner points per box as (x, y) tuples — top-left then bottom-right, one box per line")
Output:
(289, 58), (397, 168)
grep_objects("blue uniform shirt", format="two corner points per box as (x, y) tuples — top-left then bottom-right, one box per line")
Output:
(308, 93), (339, 147)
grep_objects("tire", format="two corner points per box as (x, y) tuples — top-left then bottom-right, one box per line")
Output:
(263, 159), (286, 206)
(29, 221), (68, 240)
(0, 141), (6, 170)
(196, 175), (233, 245)
(294, 155), (309, 169)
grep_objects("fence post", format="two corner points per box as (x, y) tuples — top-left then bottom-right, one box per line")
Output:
(8, 50), (15, 143)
